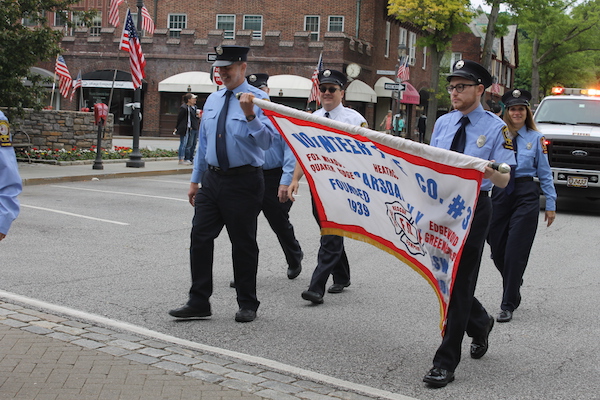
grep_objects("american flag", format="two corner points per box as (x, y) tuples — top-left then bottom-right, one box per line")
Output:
(55, 55), (72, 99)
(491, 76), (501, 94)
(141, 6), (155, 34)
(397, 57), (410, 82)
(109, 0), (123, 27)
(120, 10), (146, 88)
(308, 52), (323, 105)
(70, 70), (82, 101)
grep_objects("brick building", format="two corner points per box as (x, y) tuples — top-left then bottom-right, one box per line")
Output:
(35, 0), (435, 137)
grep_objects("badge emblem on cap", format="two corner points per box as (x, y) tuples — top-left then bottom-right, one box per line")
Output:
(216, 46), (223, 55)
(455, 60), (465, 70)
(477, 135), (487, 148)
(249, 75), (257, 82)
(512, 89), (521, 98)
(323, 70), (331, 77)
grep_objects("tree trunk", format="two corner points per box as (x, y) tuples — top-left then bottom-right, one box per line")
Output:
(531, 37), (541, 104)
(424, 49), (444, 143)
(481, 0), (501, 71)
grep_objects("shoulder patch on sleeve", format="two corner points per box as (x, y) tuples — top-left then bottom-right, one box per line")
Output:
(0, 121), (12, 147)
(360, 122), (368, 128)
(501, 125), (514, 150)
(540, 136), (548, 154)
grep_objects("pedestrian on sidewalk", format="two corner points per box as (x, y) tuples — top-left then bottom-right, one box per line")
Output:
(169, 45), (275, 323)
(0, 111), (22, 242)
(175, 93), (199, 165)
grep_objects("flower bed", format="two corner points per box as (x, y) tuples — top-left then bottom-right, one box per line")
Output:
(15, 146), (178, 162)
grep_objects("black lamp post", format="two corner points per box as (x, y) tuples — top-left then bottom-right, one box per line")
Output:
(126, 0), (145, 168)
(392, 44), (408, 136)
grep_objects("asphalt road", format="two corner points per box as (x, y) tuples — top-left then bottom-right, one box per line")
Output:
(3, 175), (599, 400)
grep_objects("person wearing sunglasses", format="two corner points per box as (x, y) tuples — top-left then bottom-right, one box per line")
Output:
(288, 69), (367, 305)
(423, 60), (516, 388)
(487, 89), (556, 324)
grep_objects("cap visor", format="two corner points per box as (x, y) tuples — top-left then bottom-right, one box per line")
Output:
(213, 60), (233, 67)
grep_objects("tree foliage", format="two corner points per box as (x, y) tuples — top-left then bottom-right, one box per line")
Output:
(0, 0), (94, 115)
(388, 0), (474, 141)
(510, 0), (600, 102)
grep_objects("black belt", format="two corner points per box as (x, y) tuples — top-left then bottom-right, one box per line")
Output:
(263, 167), (283, 176)
(515, 176), (534, 183)
(480, 190), (490, 197)
(208, 164), (261, 176)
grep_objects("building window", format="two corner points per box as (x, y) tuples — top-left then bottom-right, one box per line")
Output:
(217, 14), (236, 39)
(71, 11), (100, 36)
(384, 22), (391, 58)
(328, 16), (344, 32)
(243, 15), (262, 39)
(408, 32), (417, 65)
(169, 14), (187, 38)
(422, 47), (427, 70)
(450, 52), (462, 71)
(399, 28), (407, 48)
(304, 16), (320, 41)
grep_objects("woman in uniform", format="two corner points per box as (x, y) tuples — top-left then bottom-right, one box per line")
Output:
(488, 89), (557, 323)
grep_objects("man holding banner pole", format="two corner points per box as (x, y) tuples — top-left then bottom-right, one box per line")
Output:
(423, 60), (515, 388)
(288, 69), (368, 305)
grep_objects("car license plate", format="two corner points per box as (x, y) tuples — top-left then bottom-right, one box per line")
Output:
(567, 176), (588, 188)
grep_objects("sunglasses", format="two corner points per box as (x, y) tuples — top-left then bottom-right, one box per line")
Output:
(319, 87), (341, 93)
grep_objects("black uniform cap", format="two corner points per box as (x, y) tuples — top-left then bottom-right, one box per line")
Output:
(447, 59), (493, 88)
(318, 69), (347, 88)
(246, 73), (269, 88)
(501, 89), (532, 108)
(213, 45), (250, 67)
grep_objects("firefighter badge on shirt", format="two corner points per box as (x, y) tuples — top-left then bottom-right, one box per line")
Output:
(0, 121), (11, 147)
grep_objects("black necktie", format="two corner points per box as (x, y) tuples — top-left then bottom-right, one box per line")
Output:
(324, 112), (330, 118)
(505, 134), (519, 195)
(216, 90), (233, 171)
(450, 116), (469, 153)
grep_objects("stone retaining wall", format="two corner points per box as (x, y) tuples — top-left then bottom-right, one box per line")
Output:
(4, 108), (114, 150)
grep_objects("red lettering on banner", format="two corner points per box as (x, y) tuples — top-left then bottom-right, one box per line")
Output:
(373, 164), (399, 179)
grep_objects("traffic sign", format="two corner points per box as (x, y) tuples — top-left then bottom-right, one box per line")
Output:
(384, 83), (406, 91)
(377, 70), (397, 76)
(207, 53), (217, 62)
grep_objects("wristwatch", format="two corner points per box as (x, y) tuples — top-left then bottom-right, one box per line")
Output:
(246, 114), (256, 122)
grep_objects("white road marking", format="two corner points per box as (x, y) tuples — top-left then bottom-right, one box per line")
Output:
(51, 185), (188, 202)
(141, 178), (190, 185)
(21, 204), (129, 226)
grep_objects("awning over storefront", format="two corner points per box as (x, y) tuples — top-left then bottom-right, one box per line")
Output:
(375, 77), (395, 98)
(158, 71), (217, 93)
(400, 82), (421, 105)
(268, 75), (312, 98)
(345, 79), (377, 103)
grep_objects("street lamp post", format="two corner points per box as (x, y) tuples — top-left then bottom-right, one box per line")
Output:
(126, 0), (145, 168)
(392, 44), (408, 137)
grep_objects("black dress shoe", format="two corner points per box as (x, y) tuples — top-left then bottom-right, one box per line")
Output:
(235, 309), (256, 322)
(423, 367), (455, 388)
(327, 282), (350, 294)
(229, 280), (236, 288)
(497, 309), (513, 322)
(168, 305), (211, 319)
(287, 264), (302, 280)
(301, 290), (324, 304)
(471, 314), (494, 359)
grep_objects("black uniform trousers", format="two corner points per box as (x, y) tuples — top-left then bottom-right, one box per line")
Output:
(433, 192), (493, 373)
(188, 167), (264, 313)
(488, 179), (540, 312)
(306, 198), (351, 296)
(261, 168), (303, 269)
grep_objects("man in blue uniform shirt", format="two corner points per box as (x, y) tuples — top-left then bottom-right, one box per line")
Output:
(423, 60), (515, 388)
(288, 69), (368, 305)
(168, 45), (275, 323)
(0, 111), (22, 242)
(246, 73), (303, 280)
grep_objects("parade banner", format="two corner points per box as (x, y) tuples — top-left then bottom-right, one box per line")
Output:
(255, 99), (490, 329)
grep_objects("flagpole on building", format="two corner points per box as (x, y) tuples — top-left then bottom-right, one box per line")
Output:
(50, 56), (57, 109)
(126, 0), (145, 168)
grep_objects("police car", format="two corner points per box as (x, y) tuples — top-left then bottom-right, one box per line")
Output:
(533, 87), (600, 199)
